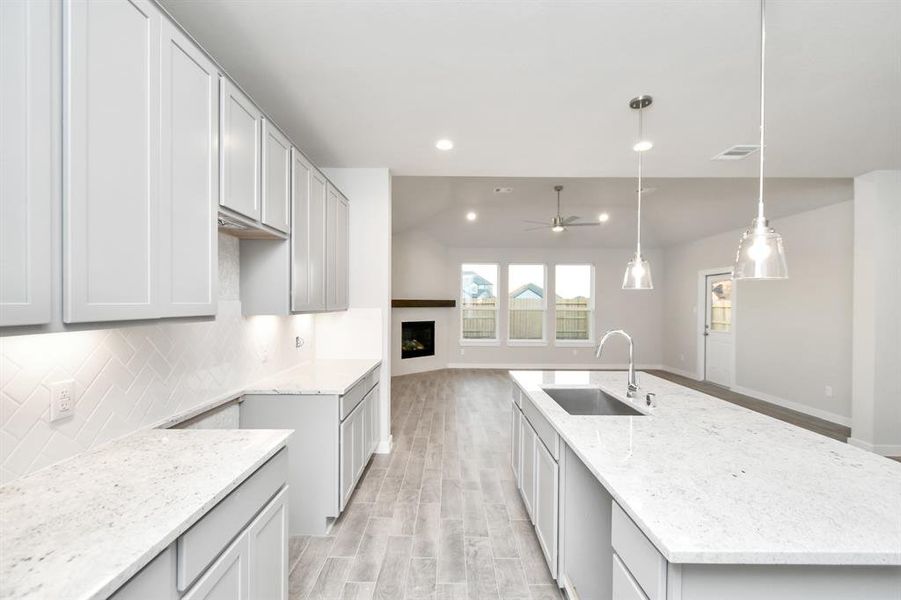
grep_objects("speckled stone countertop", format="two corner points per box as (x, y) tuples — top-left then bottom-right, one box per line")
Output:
(244, 358), (380, 395)
(510, 370), (901, 566)
(0, 428), (291, 600)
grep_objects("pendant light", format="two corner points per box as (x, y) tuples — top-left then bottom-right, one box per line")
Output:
(733, 0), (788, 280)
(623, 95), (653, 290)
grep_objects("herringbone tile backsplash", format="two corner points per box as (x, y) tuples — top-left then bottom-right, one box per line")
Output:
(0, 235), (315, 484)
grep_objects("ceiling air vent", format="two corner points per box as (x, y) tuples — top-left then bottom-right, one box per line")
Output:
(493, 187), (513, 194)
(712, 144), (760, 160)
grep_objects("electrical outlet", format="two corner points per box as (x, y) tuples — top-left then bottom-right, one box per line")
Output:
(825, 385), (833, 398)
(295, 336), (304, 349)
(49, 380), (75, 422)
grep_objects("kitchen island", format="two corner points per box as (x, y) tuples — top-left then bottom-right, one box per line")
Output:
(509, 370), (901, 600)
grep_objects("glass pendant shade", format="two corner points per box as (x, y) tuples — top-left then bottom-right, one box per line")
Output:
(733, 217), (788, 280)
(622, 252), (653, 289)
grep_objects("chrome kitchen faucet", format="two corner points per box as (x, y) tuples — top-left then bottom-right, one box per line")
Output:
(596, 329), (638, 398)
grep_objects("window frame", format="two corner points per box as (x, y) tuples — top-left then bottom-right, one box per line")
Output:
(459, 262), (501, 346)
(553, 263), (596, 347)
(506, 263), (548, 346)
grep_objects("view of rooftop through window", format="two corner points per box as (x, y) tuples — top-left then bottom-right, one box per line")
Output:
(555, 264), (593, 341)
(509, 264), (546, 341)
(461, 264), (498, 340)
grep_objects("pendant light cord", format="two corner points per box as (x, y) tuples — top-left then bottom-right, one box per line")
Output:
(636, 106), (643, 255)
(757, 0), (766, 222)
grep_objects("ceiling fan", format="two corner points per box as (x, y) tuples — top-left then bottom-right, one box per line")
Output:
(523, 185), (600, 232)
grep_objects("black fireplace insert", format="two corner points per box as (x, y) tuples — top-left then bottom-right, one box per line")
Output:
(402, 321), (435, 359)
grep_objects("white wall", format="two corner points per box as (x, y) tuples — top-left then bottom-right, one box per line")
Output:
(850, 171), (901, 455)
(662, 201), (854, 424)
(390, 236), (666, 372)
(0, 234), (316, 483)
(321, 168), (393, 451)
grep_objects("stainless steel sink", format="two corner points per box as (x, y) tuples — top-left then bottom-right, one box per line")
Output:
(542, 387), (644, 416)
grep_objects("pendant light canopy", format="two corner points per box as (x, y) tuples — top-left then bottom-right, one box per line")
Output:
(623, 95), (654, 290)
(733, 0), (788, 280)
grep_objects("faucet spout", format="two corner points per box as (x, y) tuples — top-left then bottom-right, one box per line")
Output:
(596, 329), (638, 397)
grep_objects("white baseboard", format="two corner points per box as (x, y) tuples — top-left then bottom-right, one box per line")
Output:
(847, 437), (901, 457)
(728, 384), (851, 427)
(375, 434), (393, 454)
(445, 362), (667, 371)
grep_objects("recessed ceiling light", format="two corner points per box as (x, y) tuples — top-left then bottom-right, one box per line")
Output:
(435, 139), (454, 151)
(598, 213), (610, 223)
(633, 140), (653, 152)
(466, 211), (477, 221)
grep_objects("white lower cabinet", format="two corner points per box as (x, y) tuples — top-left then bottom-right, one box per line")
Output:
(340, 385), (376, 511)
(182, 531), (249, 600)
(612, 554), (649, 600)
(339, 402), (358, 510)
(534, 438), (559, 579)
(511, 396), (521, 481)
(519, 413), (536, 522)
(112, 453), (288, 600)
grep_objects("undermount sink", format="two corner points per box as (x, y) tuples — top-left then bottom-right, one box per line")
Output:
(542, 387), (645, 416)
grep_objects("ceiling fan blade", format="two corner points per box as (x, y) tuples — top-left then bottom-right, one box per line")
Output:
(523, 225), (550, 231)
(563, 215), (580, 224)
(522, 220), (550, 225)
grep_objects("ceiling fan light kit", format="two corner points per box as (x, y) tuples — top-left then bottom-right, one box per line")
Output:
(623, 94), (654, 290)
(733, 0), (788, 280)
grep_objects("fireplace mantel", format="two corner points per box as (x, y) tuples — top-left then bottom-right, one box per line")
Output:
(392, 299), (456, 308)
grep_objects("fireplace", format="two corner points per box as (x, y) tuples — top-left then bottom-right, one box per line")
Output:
(401, 321), (435, 359)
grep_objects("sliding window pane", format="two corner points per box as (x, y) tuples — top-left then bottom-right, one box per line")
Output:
(509, 264), (546, 341)
(461, 264), (498, 340)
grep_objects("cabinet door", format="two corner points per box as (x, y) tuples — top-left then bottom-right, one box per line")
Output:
(219, 77), (261, 220)
(362, 391), (373, 464)
(247, 487), (289, 600)
(534, 439), (559, 579)
(519, 415), (536, 522)
(353, 402), (365, 481)
(511, 404), (521, 484)
(64, 0), (160, 323)
(291, 152), (327, 312)
(261, 119), (290, 233)
(339, 408), (355, 511)
(335, 193), (349, 310)
(325, 184), (339, 310)
(0, 0), (54, 327)
(182, 530), (249, 600)
(159, 18), (218, 318)
(368, 383), (380, 455)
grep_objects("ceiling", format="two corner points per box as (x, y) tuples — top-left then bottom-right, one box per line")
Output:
(160, 0), (900, 178)
(392, 177), (852, 248)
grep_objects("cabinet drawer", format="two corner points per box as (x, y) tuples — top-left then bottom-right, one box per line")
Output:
(339, 368), (379, 420)
(177, 449), (287, 591)
(611, 502), (666, 600)
(522, 394), (559, 461)
(612, 553), (650, 600)
(111, 544), (178, 600)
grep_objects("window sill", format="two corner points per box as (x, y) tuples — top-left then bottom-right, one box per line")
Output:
(554, 340), (596, 348)
(507, 340), (548, 347)
(459, 339), (501, 347)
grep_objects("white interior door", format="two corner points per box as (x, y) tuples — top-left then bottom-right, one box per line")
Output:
(704, 272), (734, 387)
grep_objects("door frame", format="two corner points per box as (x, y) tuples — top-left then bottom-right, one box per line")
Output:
(695, 267), (738, 387)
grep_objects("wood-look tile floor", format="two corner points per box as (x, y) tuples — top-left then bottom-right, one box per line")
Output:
(288, 369), (561, 600)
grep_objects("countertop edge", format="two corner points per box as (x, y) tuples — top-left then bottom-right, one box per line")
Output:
(88, 431), (292, 600)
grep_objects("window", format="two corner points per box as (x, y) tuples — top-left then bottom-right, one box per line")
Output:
(461, 264), (498, 341)
(508, 264), (546, 342)
(555, 264), (594, 342)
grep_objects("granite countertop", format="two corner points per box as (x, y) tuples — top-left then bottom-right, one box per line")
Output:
(0, 428), (292, 600)
(244, 358), (381, 396)
(510, 370), (901, 566)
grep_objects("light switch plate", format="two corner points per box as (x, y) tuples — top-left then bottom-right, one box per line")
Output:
(49, 379), (75, 422)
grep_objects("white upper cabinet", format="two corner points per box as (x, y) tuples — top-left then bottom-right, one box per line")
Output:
(291, 152), (327, 312)
(0, 0), (55, 327)
(219, 77), (261, 222)
(159, 19), (218, 318)
(326, 184), (350, 311)
(261, 120), (291, 234)
(64, 0), (160, 323)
